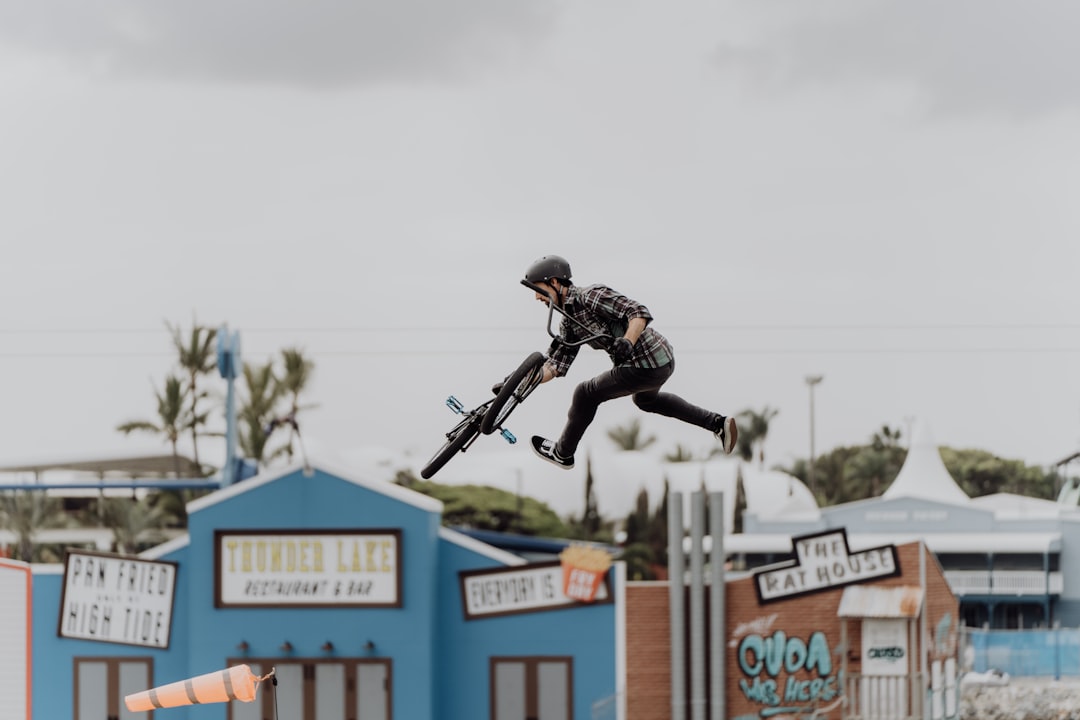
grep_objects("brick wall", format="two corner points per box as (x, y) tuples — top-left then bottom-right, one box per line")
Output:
(624, 541), (959, 720)
(624, 581), (672, 720)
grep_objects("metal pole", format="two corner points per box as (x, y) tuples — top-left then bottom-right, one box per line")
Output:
(920, 540), (929, 720)
(709, 492), (726, 720)
(217, 326), (241, 486)
(669, 493), (686, 720)
(805, 375), (823, 495)
(689, 492), (706, 720)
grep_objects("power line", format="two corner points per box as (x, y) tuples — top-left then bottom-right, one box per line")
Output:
(0, 322), (1078, 334)
(1, 346), (1079, 359)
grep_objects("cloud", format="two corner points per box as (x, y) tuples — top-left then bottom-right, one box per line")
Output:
(0, 0), (559, 88)
(713, 0), (1080, 117)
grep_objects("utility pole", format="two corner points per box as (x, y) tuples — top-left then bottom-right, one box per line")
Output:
(805, 375), (824, 496)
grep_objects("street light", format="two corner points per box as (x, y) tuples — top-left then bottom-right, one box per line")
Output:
(805, 375), (824, 496)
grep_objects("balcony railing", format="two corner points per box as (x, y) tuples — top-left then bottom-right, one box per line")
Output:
(943, 570), (1063, 596)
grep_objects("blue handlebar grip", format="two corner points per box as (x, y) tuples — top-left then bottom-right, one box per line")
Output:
(501, 428), (517, 444)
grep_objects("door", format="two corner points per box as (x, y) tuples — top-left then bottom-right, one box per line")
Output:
(491, 657), (572, 720)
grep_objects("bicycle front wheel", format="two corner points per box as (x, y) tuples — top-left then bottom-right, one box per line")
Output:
(421, 415), (482, 479)
(480, 352), (546, 435)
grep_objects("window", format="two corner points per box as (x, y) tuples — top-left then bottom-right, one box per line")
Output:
(490, 656), (572, 720)
(228, 658), (391, 720)
(74, 657), (153, 720)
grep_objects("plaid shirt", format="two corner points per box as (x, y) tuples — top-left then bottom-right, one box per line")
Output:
(545, 284), (674, 377)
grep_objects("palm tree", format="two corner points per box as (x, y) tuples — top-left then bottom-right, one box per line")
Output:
(117, 375), (191, 476)
(238, 360), (284, 467)
(732, 406), (780, 467)
(607, 418), (656, 451)
(664, 444), (695, 462)
(97, 495), (177, 554)
(0, 490), (71, 562)
(167, 321), (218, 473)
(275, 347), (315, 463)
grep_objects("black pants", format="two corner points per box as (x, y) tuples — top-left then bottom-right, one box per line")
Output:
(556, 359), (719, 457)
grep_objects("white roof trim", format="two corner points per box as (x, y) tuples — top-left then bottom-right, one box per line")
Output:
(438, 527), (526, 567)
(31, 564), (64, 575)
(139, 534), (190, 560)
(187, 459), (443, 515)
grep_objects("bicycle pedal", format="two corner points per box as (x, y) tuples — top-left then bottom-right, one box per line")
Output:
(446, 396), (464, 414)
(501, 428), (517, 445)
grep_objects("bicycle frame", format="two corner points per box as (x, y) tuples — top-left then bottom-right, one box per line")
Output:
(520, 279), (613, 348)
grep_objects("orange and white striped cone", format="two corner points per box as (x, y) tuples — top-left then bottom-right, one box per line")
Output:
(124, 664), (272, 712)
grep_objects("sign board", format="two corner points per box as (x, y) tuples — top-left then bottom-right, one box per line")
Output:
(459, 560), (611, 620)
(0, 559), (31, 720)
(215, 529), (402, 608)
(862, 618), (909, 676)
(754, 529), (900, 604)
(58, 550), (178, 648)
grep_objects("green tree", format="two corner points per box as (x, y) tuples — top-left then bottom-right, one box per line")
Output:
(167, 320), (218, 474)
(941, 448), (1057, 500)
(607, 418), (656, 451)
(849, 425), (907, 498)
(648, 479), (670, 570)
(620, 542), (655, 581)
(238, 360), (284, 467)
(733, 406), (780, 466)
(403, 478), (568, 536)
(732, 466), (747, 533)
(622, 488), (657, 580)
(581, 454), (601, 539)
(0, 491), (71, 562)
(117, 375), (191, 476)
(97, 495), (177, 554)
(275, 347), (316, 464)
(783, 423), (1059, 506)
(664, 444), (696, 462)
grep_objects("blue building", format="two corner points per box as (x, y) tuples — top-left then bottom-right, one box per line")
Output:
(28, 461), (623, 720)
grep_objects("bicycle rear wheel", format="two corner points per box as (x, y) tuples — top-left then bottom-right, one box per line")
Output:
(421, 414), (482, 479)
(480, 352), (546, 435)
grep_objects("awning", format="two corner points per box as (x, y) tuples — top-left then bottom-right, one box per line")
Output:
(837, 585), (924, 618)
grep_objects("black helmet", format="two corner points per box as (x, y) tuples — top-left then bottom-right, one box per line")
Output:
(524, 255), (572, 285)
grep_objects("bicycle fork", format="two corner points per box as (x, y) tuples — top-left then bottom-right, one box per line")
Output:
(445, 396), (517, 444)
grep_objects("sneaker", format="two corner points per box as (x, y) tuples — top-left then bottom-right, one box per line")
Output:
(714, 416), (738, 455)
(531, 436), (575, 469)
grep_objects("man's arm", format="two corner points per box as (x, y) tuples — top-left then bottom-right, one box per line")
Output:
(623, 316), (647, 345)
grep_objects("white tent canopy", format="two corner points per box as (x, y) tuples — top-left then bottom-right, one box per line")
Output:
(882, 419), (969, 505)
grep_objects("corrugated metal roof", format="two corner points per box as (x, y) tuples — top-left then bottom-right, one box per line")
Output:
(838, 585), (924, 618)
(0, 454), (203, 477)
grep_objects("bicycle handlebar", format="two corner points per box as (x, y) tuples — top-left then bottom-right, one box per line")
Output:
(519, 279), (612, 347)
(520, 279), (549, 296)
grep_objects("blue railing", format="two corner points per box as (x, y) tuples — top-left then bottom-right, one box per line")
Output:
(965, 628), (1080, 678)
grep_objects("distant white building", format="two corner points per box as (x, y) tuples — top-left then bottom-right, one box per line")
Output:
(729, 419), (1080, 629)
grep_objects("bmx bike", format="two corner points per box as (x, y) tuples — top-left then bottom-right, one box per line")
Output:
(418, 279), (612, 479)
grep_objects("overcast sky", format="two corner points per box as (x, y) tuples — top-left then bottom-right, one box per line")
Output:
(1, 1), (1078, 490)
